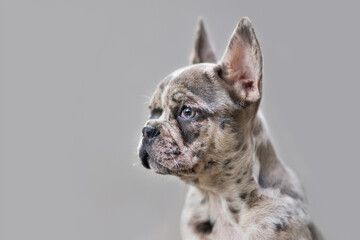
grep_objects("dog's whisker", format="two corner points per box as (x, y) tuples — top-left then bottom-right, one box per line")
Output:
(171, 154), (180, 168)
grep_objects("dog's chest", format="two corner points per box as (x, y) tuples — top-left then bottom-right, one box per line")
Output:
(181, 187), (245, 240)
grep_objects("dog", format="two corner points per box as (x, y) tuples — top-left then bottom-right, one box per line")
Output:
(138, 17), (324, 240)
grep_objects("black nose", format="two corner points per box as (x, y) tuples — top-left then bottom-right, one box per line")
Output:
(142, 126), (160, 139)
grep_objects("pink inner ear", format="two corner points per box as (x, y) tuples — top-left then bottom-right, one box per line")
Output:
(222, 39), (260, 102)
(226, 42), (256, 84)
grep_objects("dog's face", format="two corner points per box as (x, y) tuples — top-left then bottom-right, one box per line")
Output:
(138, 18), (263, 178)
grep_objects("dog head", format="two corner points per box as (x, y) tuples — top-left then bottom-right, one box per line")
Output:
(138, 17), (263, 180)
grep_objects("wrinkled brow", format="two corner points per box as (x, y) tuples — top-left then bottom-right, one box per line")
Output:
(168, 91), (214, 114)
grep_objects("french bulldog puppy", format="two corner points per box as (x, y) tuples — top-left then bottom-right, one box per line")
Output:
(138, 17), (324, 240)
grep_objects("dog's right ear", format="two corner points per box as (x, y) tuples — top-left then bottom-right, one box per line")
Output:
(190, 19), (217, 64)
(219, 17), (263, 103)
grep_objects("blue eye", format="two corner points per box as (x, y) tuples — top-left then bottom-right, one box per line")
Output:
(180, 106), (196, 119)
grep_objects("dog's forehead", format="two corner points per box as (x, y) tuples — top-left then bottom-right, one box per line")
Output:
(149, 63), (234, 113)
(155, 64), (223, 107)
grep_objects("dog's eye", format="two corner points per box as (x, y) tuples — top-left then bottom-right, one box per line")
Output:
(180, 106), (196, 119)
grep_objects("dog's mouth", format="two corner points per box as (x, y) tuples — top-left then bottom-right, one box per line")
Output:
(138, 146), (172, 174)
(138, 141), (197, 176)
(139, 145), (151, 169)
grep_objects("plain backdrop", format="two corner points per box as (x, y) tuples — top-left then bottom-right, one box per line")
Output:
(1, 1), (360, 240)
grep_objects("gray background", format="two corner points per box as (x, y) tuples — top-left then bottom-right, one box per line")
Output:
(1, 1), (359, 239)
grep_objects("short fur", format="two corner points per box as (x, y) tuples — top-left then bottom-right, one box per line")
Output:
(138, 17), (324, 240)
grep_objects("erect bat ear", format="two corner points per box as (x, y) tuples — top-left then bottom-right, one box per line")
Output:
(220, 17), (263, 103)
(190, 18), (217, 64)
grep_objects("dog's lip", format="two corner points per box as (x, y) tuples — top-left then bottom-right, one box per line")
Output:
(139, 143), (195, 175)
(139, 147), (151, 169)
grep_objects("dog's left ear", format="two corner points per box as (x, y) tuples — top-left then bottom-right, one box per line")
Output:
(190, 19), (217, 64)
(220, 17), (263, 103)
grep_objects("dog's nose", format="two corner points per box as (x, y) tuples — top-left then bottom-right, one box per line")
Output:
(142, 126), (160, 140)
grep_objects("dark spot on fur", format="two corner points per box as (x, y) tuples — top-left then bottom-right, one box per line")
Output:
(219, 118), (231, 130)
(196, 150), (205, 159)
(247, 189), (262, 208)
(195, 220), (214, 234)
(193, 178), (199, 184)
(236, 178), (242, 184)
(216, 67), (223, 79)
(207, 159), (219, 166)
(275, 221), (288, 232)
(240, 193), (247, 200)
(200, 198), (206, 204)
(234, 142), (242, 152)
(243, 170), (248, 176)
(242, 143), (248, 151)
(228, 205), (240, 214)
(180, 125), (200, 144)
(223, 158), (232, 165)
(225, 173), (232, 177)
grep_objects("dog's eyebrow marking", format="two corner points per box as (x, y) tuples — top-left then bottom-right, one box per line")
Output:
(169, 91), (214, 115)
(170, 92), (188, 104)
